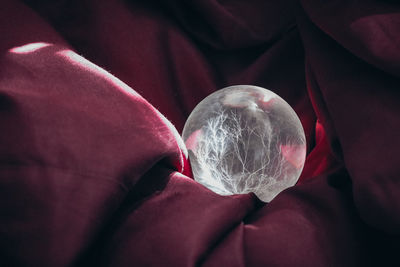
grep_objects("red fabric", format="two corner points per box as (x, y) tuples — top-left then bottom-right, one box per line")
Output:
(0, 0), (399, 266)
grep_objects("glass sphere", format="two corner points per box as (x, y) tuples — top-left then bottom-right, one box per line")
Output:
(182, 85), (306, 202)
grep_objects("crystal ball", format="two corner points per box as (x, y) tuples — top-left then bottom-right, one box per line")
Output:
(182, 85), (306, 202)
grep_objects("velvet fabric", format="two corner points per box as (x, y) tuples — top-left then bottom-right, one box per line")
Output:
(0, 0), (399, 266)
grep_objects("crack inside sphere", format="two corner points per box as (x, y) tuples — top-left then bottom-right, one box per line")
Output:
(182, 85), (306, 202)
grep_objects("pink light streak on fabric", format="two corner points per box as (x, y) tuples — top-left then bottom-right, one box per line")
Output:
(9, 42), (51, 54)
(56, 49), (188, 172)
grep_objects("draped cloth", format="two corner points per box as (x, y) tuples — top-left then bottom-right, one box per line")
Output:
(1, 0), (399, 266)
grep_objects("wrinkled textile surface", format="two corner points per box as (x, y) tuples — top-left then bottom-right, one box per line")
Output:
(1, 0), (400, 266)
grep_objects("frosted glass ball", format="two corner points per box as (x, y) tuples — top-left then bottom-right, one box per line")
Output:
(182, 85), (306, 202)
